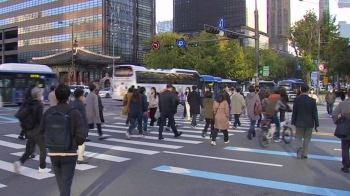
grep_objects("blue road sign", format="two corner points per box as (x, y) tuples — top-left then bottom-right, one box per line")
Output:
(218, 17), (225, 30)
(176, 38), (185, 48)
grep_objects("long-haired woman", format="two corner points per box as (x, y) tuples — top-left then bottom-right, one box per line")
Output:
(211, 90), (230, 146)
(126, 89), (144, 139)
(183, 87), (191, 121)
(149, 87), (158, 126)
(202, 90), (214, 138)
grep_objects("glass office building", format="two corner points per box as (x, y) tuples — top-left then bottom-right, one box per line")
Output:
(174, 0), (269, 48)
(0, 0), (155, 65)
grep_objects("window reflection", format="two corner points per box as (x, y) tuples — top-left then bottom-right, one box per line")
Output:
(0, 0), (57, 15)
(18, 30), (102, 47)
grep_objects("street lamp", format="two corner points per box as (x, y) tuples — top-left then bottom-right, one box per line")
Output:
(254, 0), (260, 86)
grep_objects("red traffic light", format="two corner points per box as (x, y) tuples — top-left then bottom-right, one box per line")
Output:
(206, 27), (220, 34)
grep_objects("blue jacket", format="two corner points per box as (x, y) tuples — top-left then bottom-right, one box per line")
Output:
(129, 98), (143, 118)
(69, 99), (88, 127)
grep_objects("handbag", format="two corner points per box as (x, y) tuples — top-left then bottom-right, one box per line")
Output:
(334, 118), (350, 138)
(147, 111), (150, 118)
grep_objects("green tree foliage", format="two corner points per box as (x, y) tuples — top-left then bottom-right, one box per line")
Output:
(259, 49), (286, 80)
(327, 37), (350, 76)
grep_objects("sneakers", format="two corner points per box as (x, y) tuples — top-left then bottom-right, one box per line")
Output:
(138, 134), (144, 138)
(38, 167), (51, 173)
(18, 135), (25, 140)
(297, 148), (304, 159)
(211, 141), (216, 146)
(224, 140), (230, 144)
(125, 132), (130, 140)
(13, 161), (21, 174)
(274, 138), (282, 143)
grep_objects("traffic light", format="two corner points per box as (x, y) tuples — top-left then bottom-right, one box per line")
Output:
(258, 66), (263, 77)
(205, 27), (220, 34)
(188, 43), (199, 47)
(226, 32), (239, 39)
(164, 44), (175, 50)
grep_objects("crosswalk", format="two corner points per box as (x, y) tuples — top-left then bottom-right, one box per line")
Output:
(0, 102), (343, 190)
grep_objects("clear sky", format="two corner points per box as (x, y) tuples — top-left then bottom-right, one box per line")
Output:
(156, 0), (350, 24)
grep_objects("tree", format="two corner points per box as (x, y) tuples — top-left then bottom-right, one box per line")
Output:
(259, 49), (286, 80)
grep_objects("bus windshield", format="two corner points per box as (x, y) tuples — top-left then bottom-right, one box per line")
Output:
(114, 66), (133, 77)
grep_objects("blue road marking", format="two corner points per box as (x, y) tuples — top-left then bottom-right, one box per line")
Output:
(224, 147), (342, 161)
(0, 107), (18, 111)
(153, 165), (350, 196)
(311, 138), (340, 144)
(0, 116), (18, 122)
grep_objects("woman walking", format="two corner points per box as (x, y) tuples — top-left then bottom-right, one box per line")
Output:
(122, 87), (134, 126)
(211, 91), (230, 146)
(183, 87), (191, 120)
(202, 90), (214, 138)
(86, 84), (108, 140)
(94, 89), (106, 127)
(246, 85), (261, 140)
(126, 89), (144, 139)
(149, 87), (159, 126)
(231, 88), (246, 129)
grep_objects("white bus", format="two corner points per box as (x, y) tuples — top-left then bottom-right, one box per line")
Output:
(111, 65), (201, 101)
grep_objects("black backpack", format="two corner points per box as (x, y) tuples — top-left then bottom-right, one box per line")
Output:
(14, 103), (37, 130)
(45, 106), (74, 151)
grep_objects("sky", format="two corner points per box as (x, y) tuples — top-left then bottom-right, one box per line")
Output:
(155, 0), (350, 24)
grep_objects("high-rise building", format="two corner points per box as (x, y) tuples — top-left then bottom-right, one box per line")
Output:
(319, 0), (330, 17)
(173, 0), (269, 48)
(0, 0), (155, 83)
(339, 21), (350, 40)
(267, 0), (291, 52)
(157, 20), (173, 33)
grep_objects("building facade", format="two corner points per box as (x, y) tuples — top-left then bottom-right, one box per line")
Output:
(173, 0), (269, 48)
(339, 21), (350, 40)
(267, 0), (290, 52)
(157, 20), (173, 33)
(319, 0), (330, 17)
(0, 0), (155, 83)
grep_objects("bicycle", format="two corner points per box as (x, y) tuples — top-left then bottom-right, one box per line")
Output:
(258, 112), (294, 148)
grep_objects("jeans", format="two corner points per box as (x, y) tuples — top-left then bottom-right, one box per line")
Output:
(19, 134), (46, 169)
(50, 156), (77, 196)
(327, 103), (334, 115)
(266, 114), (280, 139)
(149, 107), (157, 126)
(341, 140), (350, 168)
(126, 113), (131, 125)
(233, 114), (241, 127)
(191, 114), (198, 126)
(142, 113), (148, 132)
(248, 119), (256, 137)
(128, 117), (143, 134)
(203, 118), (214, 134)
(257, 113), (262, 127)
(158, 113), (179, 138)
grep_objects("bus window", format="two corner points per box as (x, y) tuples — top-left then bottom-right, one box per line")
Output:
(14, 78), (26, 88)
(115, 66), (133, 77)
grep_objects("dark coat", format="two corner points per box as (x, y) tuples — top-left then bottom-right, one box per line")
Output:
(97, 95), (104, 111)
(128, 98), (143, 118)
(215, 90), (231, 105)
(39, 103), (86, 153)
(23, 99), (43, 137)
(292, 94), (319, 128)
(69, 99), (88, 128)
(141, 94), (148, 113)
(187, 91), (201, 115)
(159, 90), (177, 115)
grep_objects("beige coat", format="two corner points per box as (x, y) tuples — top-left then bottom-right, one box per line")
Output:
(85, 92), (101, 124)
(213, 100), (229, 130)
(48, 91), (58, 107)
(230, 93), (246, 114)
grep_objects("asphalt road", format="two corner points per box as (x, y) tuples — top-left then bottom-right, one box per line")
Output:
(0, 98), (348, 196)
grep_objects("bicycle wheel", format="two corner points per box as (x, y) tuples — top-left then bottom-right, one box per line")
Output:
(282, 126), (293, 144)
(259, 129), (270, 148)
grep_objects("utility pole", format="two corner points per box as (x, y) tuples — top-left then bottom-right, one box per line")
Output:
(254, 0), (260, 86)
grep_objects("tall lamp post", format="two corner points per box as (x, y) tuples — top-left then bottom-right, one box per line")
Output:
(254, 0), (260, 86)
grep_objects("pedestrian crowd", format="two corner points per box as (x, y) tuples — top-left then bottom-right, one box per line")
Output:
(12, 82), (350, 195)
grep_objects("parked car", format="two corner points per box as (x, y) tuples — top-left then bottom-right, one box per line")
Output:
(99, 87), (112, 98)
(69, 85), (90, 97)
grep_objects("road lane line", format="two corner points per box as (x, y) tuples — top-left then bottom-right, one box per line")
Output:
(152, 165), (350, 196)
(0, 160), (54, 180)
(0, 139), (25, 149)
(10, 152), (97, 171)
(105, 138), (183, 149)
(85, 142), (159, 155)
(224, 146), (342, 161)
(162, 151), (282, 167)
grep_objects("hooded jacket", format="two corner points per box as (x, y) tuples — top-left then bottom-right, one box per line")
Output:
(245, 92), (260, 121)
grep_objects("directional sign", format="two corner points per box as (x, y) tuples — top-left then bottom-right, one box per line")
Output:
(151, 41), (160, 50)
(176, 38), (185, 48)
(218, 17), (225, 30)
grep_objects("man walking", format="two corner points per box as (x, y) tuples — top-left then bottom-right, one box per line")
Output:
(187, 85), (201, 128)
(292, 85), (319, 159)
(158, 84), (182, 140)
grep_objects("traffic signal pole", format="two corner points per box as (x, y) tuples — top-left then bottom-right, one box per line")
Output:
(254, 0), (260, 86)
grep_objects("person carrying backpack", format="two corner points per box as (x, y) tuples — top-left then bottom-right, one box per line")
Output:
(14, 87), (51, 174)
(39, 84), (86, 196)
